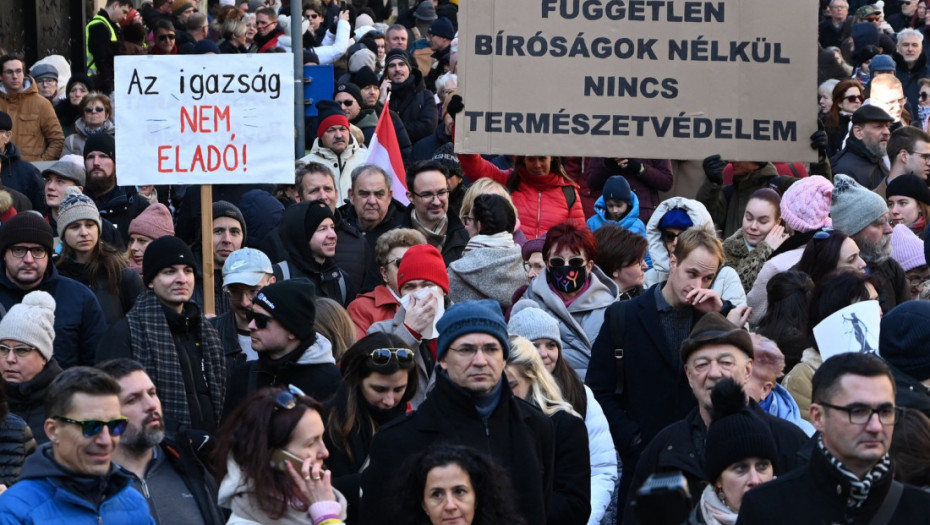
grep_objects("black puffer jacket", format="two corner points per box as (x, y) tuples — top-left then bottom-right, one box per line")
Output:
(3, 359), (62, 444)
(0, 410), (36, 485)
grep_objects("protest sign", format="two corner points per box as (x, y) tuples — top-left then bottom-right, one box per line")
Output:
(813, 301), (881, 361)
(454, 0), (818, 161)
(114, 54), (295, 186)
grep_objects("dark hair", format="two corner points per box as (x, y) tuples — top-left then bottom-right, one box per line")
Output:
(793, 229), (851, 284)
(392, 444), (526, 525)
(45, 366), (121, 418)
(826, 79), (864, 128)
(755, 271), (814, 372)
(154, 18), (175, 32)
(326, 333), (417, 464)
(747, 188), (781, 221)
(406, 160), (450, 193)
(887, 125), (930, 161)
(213, 387), (324, 520)
(58, 220), (130, 295)
(95, 358), (146, 381)
(255, 6), (277, 18)
(543, 222), (597, 263)
(592, 224), (647, 275)
(809, 270), (875, 334)
(891, 407), (930, 487)
(550, 346), (588, 416)
(0, 54), (23, 71)
(471, 194), (515, 235)
(812, 352), (895, 404)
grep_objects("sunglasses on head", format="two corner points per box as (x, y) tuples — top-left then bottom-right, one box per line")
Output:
(549, 256), (586, 267)
(369, 348), (415, 367)
(245, 308), (273, 329)
(843, 94), (864, 103)
(275, 384), (307, 410)
(813, 227), (835, 240)
(54, 416), (128, 438)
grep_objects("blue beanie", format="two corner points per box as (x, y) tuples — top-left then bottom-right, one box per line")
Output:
(602, 175), (633, 204)
(659, 208), (693, 230)
(436, 299), (509, 361)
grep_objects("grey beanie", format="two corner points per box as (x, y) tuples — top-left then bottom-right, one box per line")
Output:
(56, 187), (102, 238)
(507, 301), (562, 350)
(0, 291), (56, 361)
(830, 174), (888, 235)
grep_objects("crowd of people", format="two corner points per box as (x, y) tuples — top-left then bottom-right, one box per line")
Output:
(2, 0), (930, 524)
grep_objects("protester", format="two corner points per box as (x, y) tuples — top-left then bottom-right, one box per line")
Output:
(592, 224), (649, 301)
(722, 188), (788, 292)
(60, 92), (115, 158)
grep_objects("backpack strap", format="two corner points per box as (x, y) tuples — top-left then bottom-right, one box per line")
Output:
(868, 480), (904, 525)
(609, 301), (629, 395)
(562, 185), (577, 213)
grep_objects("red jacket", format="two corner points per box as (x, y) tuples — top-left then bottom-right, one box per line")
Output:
(347, 284), (401, 339)
(458, 154), (586, 239)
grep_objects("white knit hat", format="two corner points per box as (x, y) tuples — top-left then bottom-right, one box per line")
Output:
(0, 291), (56, 361)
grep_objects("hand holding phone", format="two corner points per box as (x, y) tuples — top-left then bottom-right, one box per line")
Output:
(270, 448), (305, 472)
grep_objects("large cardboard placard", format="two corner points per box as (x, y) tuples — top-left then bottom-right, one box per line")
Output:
(455, 0), (818, 161)
(114, 54), (295, 186)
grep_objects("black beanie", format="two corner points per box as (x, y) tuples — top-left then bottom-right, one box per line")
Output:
(0, 212), (54, 255)
(886, 174), (930, 206)
(704, 379), (778, 482)
(335, 82), (364, 107)
(84, 133), (115, 159)
(385, 48), (411, 69)
(143, 236), (199, 286)
(350, 65), (380, 89)
(253, 279), (317, 343)
(880, 301), (930, 381)
(303, 200), (335, 237)
(213, 200), (247, 240)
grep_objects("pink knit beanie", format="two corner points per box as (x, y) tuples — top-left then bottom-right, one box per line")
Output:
(128, 203), (175, 240)
(891, 224), (926, 271)
(780, 175), (833, 233)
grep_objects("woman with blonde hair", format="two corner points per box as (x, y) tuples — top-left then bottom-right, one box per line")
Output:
(506, 335), (593, 525)
(458, 178), (526, 244)
(314, 297), (358, 363)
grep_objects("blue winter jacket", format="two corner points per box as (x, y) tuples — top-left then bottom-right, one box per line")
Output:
(587, 192), (650, 267)
(0, 443), (155, 525)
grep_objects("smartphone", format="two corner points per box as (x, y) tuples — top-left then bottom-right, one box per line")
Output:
(270, 448), (305, 472)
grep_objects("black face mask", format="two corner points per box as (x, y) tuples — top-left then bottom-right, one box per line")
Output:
(547, 264), (588, 294)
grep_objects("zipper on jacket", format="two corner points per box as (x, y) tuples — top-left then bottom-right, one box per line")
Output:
(537, 191), (543, 239)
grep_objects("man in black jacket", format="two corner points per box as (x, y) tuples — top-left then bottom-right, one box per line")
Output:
(623, 313), (810, 524)
(359, 299), (557, 525)
(83, 134), (149, 245)
(99, 359), (225, 525)
(738, 353), (930, 524)
(401, 160), (469, 266)
(380, 49), (437, 144)
(85, 0), (130, 93)
(831, 105), (894, 190)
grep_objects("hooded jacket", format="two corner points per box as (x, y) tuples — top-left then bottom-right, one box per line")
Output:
(0, 77), (64, 161)
(521, 265), (620, 381)
(0, 442), (155, 524)
(644, 197), (746, 306)
(298, 135), (368, 204)
(447, 244), (525, 312)
(587, 192), (647, 236)
(223, 334), (341, 416)
(387, 68), (438, 144)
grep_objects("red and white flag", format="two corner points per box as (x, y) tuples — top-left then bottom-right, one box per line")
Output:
(366, 99), (408, 205)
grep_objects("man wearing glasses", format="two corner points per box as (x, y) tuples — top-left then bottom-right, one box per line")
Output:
(401, 160), (469, 265)
(223, 279), (340, 416)
(0, 54), (63, 161)
(360, 299), (557, 525)
(210, 248), (275, 367)
(300, 100), (369, 200)
(97, 236), (227, 435)
(0, 366), (155, 523)
(738, 353), (930, 523)
(0, 214), (106, 369)
(151, 20), (179, 55)
(819, 0), (852, 49)
(873, 125), (930, 198)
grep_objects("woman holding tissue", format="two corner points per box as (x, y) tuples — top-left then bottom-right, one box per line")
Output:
(367, 245), (451, 409)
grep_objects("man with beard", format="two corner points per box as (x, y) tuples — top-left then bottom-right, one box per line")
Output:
(379, 49), (437, 144)
(299, 100), (368, 200)
(831, 105), (894, 190)
(83, 133), (149, 246)
(98, 359), (225, 525)
(400, 160), (469, 265)
(831, 174), (908, 312)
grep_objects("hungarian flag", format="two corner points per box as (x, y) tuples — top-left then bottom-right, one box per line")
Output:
(366, 99), (409, 206)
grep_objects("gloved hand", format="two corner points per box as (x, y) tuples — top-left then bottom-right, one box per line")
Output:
(702, 154), (726, 185)
(446, 94), (464, 119)
(618, 159), (643, 176)
(810, 130), (828, 151)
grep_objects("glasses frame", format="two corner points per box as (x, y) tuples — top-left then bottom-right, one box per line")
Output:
(275, 384), (307, 411)
(369, 347), (415, 367)
(245, 308), (274, 329)
(548, 256), (586, 268)
(53, 416), (129, 438)
(410, 188), (450, 201)
(8, 246), (48, 259)
(818, 401), (897, 425)
(0, 344), (37, 358)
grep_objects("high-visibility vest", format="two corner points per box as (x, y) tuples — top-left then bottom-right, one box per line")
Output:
(85, 14), (117, 74)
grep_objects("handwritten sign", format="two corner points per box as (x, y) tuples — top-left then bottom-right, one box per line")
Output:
(454, 0), (818, 161)
(114, 54), (295, 186)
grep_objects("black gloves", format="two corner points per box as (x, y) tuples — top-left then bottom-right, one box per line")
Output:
(618, 159), (643, 176)
(446, 94), (464, 119)
(702, 154), (726, 185)
(810, 130), (828, 151)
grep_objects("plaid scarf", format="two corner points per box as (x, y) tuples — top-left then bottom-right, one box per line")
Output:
(818, 434), (892, 508)
(126, 291), (227, 429)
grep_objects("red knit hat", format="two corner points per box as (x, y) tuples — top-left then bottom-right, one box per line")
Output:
(316, 100), (350, 139)
(397, 244), (449, 294)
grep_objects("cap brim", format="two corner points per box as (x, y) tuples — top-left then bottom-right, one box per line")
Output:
(223, 271), (267, 287)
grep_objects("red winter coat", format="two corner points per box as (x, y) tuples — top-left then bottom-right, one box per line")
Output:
(458, 154), (586, 239)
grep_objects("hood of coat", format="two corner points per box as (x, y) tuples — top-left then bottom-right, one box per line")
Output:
(645, 197), (715, 275)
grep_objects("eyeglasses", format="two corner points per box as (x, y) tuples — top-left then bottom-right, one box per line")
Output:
(865, 15), (881, 22)
(843, 94), (864, 103)
(2, 69), (23, 76)
(385, 257), (402, 268)
(871, 215), (894, 228)
(907, 275), (929, 286)
(307, 12), (319, 19)
(158, 34), (176, 41)
(245, 308), (274, 329)
(0, 344), (36, 357)
(84, 106), (106, 114)
(461, 215), (474, 225)
(338, 99), (354, 107)
(8, 246), (47, 259)
(275, 384), (307, 411)
(256, 20), (274, 28)
(448, 344), (503, 358)
(36, 78), (57, 84)
(224, 286), (261, 300)
(548, 256), (586, 267)
(661, 230), (682, 243)
(53, 416), (128, 438)
(813, 227), (835, 240)
(411, 188), (450, 201)
(523, 260), (545, 272)
(818, 402), (897, 425)
(921, 93), (930, 101)
(369, 347), (415, 366)
(909, 151), (930, 161)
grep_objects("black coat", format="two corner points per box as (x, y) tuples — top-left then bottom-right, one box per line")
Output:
(359, 372), (556, 525)
(388, 69), (438, 144)
(92, 185), (150, 245)
(737, 444), (930, 524)
(0, 412), (35, 486)
(207, 311), (247, 383)
(4, 359), (62, 444)
(868, 258), (909, 314)
(400, 205), (470, 266)
(549, 409), (592, 525)
(338, 199), (409, 291)
(623, 405), (810, 525)
(830, 136), (890, 190)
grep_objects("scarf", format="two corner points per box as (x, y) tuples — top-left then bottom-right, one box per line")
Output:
(126, 291), (227, 429)
(463, 232), (515, 253)
(818, 434), (892, 508)
(410, 209), (448, 249)
(699, 484), (738, 525)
